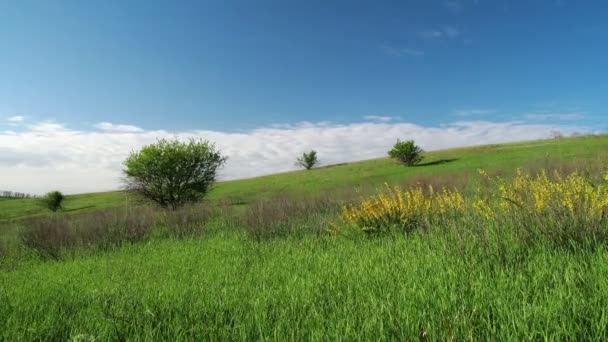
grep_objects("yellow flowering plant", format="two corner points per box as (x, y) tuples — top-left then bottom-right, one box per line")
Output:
(342, 169), (608, 234)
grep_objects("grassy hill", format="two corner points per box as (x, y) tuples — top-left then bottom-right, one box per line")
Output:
(2, 135), (608, 340)
(2, 134), (607, 221)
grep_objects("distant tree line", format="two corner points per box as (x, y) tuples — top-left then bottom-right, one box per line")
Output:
(0, 190), (38, 199)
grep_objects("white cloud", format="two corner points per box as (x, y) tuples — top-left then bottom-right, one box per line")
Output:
(523, 112), (587, 121)
(95, 122), (144, 133)
(443, 26), (461, 38)
(454, 109), (492, 117)
(363, 115), (398, 122)
(28, 122), (72, 133)
(422, 30), (444, 39)
(7, 115), (25, 122)
(421, 26), (462, 39)
(0, 119), (591, 194)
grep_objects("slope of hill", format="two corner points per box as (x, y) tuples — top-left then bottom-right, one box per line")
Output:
(2, 134), (608, 340)
(1, 134), (606, 221)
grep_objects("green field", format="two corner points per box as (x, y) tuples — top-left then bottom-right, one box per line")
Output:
(2, 135), (608, 340)
(2, 135), (607, 221)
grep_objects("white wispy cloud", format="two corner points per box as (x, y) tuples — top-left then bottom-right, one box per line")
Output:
(363, 115), (399, 122)
(421, 30), (443, 39)
(454, 109), (493, 117)
(443, 26), (461, 38)
(95, 122), (144, 133)
(380, 45), (424, 58)
(421, 26), (462, 40)
(7, 115), (25, 123)
(0, 119), (591, 194)
(523, 112), (587, 121)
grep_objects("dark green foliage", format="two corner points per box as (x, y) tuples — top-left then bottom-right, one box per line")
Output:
(40, 191), (65, 212)
(388, 139), (424, 166)
(296, 150), (319, 170)
(123, 138), (227, 209)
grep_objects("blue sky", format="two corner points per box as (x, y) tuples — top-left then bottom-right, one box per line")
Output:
(1, 0), (606, 130)
(0, 0), (606, 193)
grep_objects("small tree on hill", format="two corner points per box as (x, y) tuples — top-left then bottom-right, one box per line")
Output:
(296, 150), (319, 170)
(388, 140), (424, 166)
(41, 191), (65, 212)
(123, 138), (227, 209)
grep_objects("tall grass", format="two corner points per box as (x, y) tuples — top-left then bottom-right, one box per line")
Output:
(9, 164), (608, 259)
(16, 204), (221, 259)
(342, 169), (608, 249)
(2, 232), (608, 340)
(2, 159), (608, 339)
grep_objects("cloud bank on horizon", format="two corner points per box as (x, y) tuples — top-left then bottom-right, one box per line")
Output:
(0, 117), (594, 194)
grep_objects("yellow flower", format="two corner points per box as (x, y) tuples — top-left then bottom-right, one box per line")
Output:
(341, 169), (608, 234)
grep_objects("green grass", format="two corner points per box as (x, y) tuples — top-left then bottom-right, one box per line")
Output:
(2, 134), (607, 221)
(3, 230), (608, 340)
(0, 191), (128, 222)
(2, 135), (608, 340)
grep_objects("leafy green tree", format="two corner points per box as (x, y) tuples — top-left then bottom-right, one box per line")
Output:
(123, 138), (227, 209)
(296, 150), (319, 170)
(388, 140), (424, 166)
(41, 191), (65, 212)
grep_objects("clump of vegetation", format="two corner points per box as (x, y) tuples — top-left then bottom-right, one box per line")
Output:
(18, 204), (220, 259)
(388, 140), (424, 166)
(20, 207), (157, 259)
(123, 138), (227, 209)
(296, 150), (319, 170)
(40, 191), (65, 212)
(242, 193), (337, 241)
(342, 169), (608, 247)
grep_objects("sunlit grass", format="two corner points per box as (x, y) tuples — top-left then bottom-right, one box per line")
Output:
(2, 135), (608, 339)
(2, 230), (608, 340)
(1, 135), (607, 221)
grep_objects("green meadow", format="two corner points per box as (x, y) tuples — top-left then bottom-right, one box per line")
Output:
(2, 135), (608, 340)
(2, 135), (606, 221)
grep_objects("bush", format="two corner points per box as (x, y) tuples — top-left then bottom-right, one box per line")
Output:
(20, 207), (158, 259)
(18, 204), (222, 259)
(341, 169), (608, 249)
(123, 138), (227, 209)
(296, 150), (319, 170)
(41, 191), (65, 212)
(388, 140), (424, 166)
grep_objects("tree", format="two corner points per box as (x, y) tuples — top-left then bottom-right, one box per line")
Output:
(388, 140), (424, 166)
(41, 191), (65, 212)
(123, 138), (227, 209)
(296, 150), (319, 170)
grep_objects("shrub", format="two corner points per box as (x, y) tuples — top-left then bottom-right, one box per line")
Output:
(296, 150), (319, 170)
(123, 138), (227, 209)
(342, 185), (465, 234)
(20, 207), (158, 259)
(41, 191), (65, 212)
(388, 140), (424, 166)
(342, 169), (608, 249)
